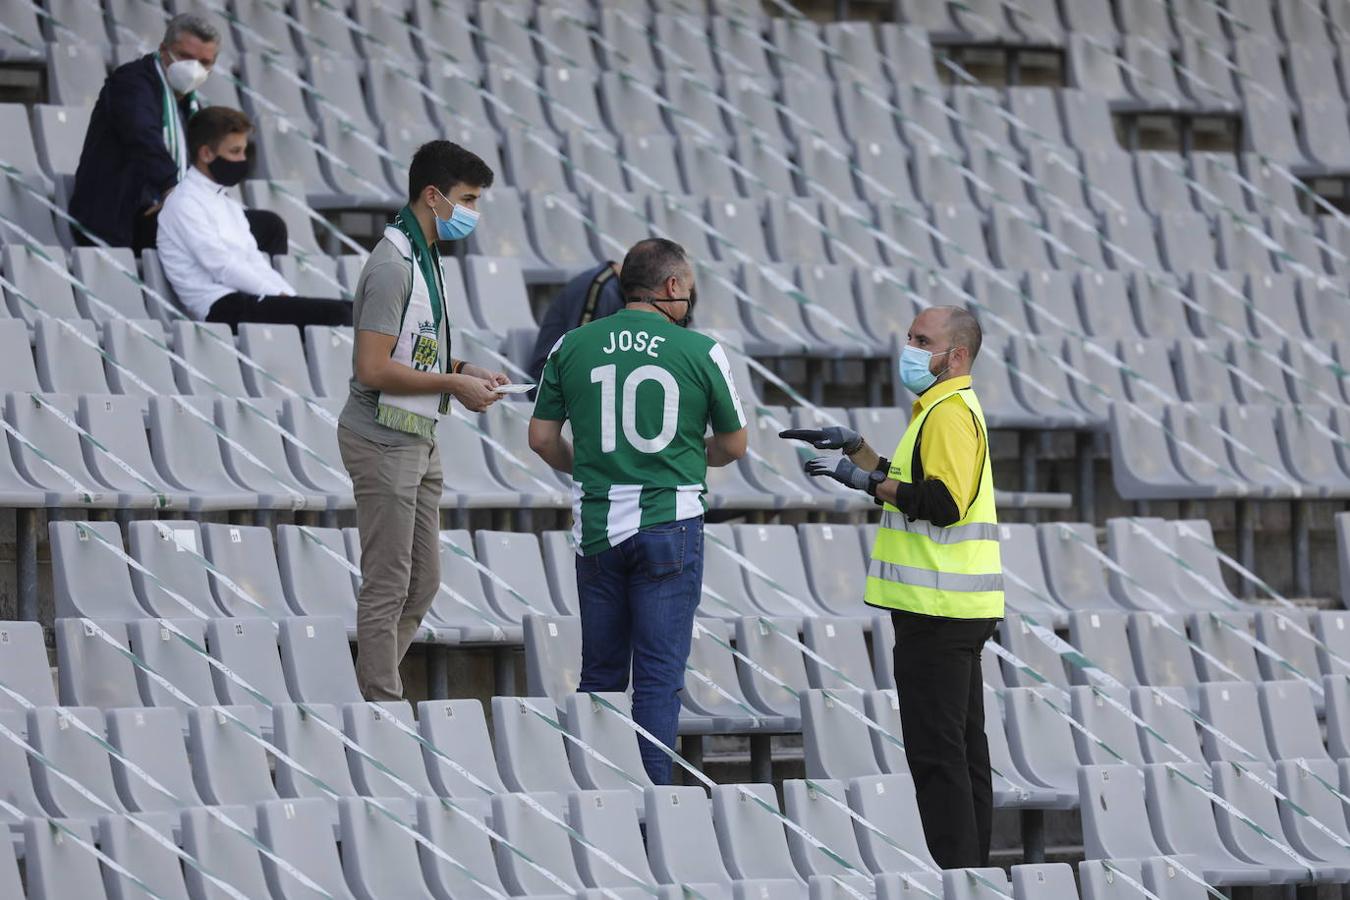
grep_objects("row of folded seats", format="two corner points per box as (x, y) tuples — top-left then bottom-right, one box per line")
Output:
(0, 763), (1228, 900)
(47, 517), (1272, 634)
(7, 230), (1349, 353)
(3, 684), (1346, 897)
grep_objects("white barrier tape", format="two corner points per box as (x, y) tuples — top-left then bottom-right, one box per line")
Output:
(437, 532), (547, 613)
(0, 417), (99, 503)
(702, 531), (818, 617)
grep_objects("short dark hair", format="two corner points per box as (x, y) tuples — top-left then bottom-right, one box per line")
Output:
(187, 106), (251, 162)
(943, 306), (983, 363)
(619, 238), (691, 298)
(408, 140), (494, 204)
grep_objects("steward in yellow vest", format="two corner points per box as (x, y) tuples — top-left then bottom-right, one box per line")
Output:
(780, 305), (1004, 870)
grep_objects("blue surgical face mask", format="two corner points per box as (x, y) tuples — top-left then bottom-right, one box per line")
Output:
(899, 344), (954, 395)
(432, 190), (479, 241)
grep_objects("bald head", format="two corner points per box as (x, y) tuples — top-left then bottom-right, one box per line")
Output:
(907, 305), (983, 383)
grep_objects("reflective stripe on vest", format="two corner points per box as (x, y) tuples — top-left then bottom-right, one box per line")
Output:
(864, 388), (1005, 619)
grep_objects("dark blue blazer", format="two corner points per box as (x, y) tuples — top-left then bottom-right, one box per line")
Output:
(69, 54), (196, 247)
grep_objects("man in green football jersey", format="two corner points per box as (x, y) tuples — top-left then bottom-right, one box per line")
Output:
(528, 238), (748, 783)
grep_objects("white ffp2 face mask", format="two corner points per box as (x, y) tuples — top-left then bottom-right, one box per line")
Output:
(166, 56), (209, 94)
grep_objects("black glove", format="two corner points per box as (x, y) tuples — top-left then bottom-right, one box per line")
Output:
(804, 455), (881, 493)
(779, 426), (863, 454)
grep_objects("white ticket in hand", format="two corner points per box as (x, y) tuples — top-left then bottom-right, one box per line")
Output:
(493, 383), (535, 394)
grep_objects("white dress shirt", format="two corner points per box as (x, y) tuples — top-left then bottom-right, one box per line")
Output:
(156, 166), (295, 320)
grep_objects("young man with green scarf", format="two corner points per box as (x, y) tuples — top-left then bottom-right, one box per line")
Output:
(339, 140), (507, 701)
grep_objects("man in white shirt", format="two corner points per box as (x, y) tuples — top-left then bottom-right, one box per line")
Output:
(156, 106), (352, 330)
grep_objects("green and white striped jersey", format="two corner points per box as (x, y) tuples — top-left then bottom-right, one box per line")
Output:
(533, 309), (746, 555)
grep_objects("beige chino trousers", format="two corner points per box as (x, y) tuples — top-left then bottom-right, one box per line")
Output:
(338, 424), (443, 701)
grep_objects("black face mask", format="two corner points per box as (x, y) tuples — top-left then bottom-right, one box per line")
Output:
(657, 285), (697, 328)
(626, 286), (697, 328)
(206, 155), (252, 188)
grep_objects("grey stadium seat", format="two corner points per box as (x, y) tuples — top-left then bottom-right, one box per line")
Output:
(1078, 765), (1162, 860)
(524, 614), (582, 706)
(257, 797), (357, 900)
(847, 773), (941, 876)
(170, 321), (248, 395)
(782, 778), (868, 878)
(863, 689), (907, 774)
(1066, 611), (1136, 686)
(1258, 680), (1326, 761)
(1142, 761), (1299, 886)
(943, 867), (1013, 899)
(1070, 685), (1145, 766)
(276, 526), (357, 623)
(34, 317), (108, 393)
(793, 520), (869, 620)
(29, 705), (125, 818)
(475, 530), (564, 616)
(1274, 758), (1350, 871)
(50, 520), (145, 619)
(563, 692), (654, 796)
(492, 695), (580, 794)
(416, 795), (507, 900)
(340, 796), (435, 900)
(180, 804), (273, 900)
(0, 708), (43, 826)
(1128, 613), (1201, 697)
(1253, 609), (1322, 683)
(1187, 611), (1262, 682)
(100, 810), (189, 900)
(712, 782), (802, 882)
(801, 688), (882, 780)
(278, 616), (361, 705)
(1131, 686), (1204, 765)
(206, 617), (292, 710)
(213, 398), (327, 511)
(569, 789), (660, 888)
(10, 392), (152, 508)
(1196, 682), (1272, 762)
(802, 618), (875, 691)
(0, 620), (55, 711)
(492, 791), (585, 895)
(124, 618), (216, 718)
(1003, 686), (1083, 798)
(1211, 761), (1343, 882)
(53, 618), (142, 709)
(418, 698), (508, 797)
(272, 702), (357, 803)
(145, 396), (259, 511)
(126, 520), (216, 620)
(187, 705), (279, 806)
(647, 785), (735, 887)
(429, 529), (522, 641)
(735, 617), (812, 719)
(1012, 863), (1079, 900)
(102, 320), (176, 397)
(998, 616), (1069, 689)
(345, 701), (434, 798)
(22, 818), (106, 900)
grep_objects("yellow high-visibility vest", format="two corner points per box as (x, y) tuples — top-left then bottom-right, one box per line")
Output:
(864, 387), (1005, 619)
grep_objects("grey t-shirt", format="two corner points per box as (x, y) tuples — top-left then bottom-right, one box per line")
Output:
(338, 238), (446, 446)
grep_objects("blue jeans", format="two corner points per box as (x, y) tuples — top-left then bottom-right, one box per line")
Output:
(575, 517), (704, 784)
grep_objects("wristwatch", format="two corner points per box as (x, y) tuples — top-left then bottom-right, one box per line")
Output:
(863, 469), (885, 497)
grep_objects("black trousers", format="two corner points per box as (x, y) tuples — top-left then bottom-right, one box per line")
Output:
(891, 610), (1001, 870)
(114, 206), (289, 255)
(205, 292), (352, 332)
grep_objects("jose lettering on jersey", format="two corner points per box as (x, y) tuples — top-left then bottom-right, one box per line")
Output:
(601, 329), (666, 358)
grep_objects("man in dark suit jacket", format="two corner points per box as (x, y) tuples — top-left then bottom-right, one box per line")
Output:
(68, 12), (287, 254)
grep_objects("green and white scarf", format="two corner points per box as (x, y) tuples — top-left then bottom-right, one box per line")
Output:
(374, 205), (452, 438)
(153, 56), (201, 180)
